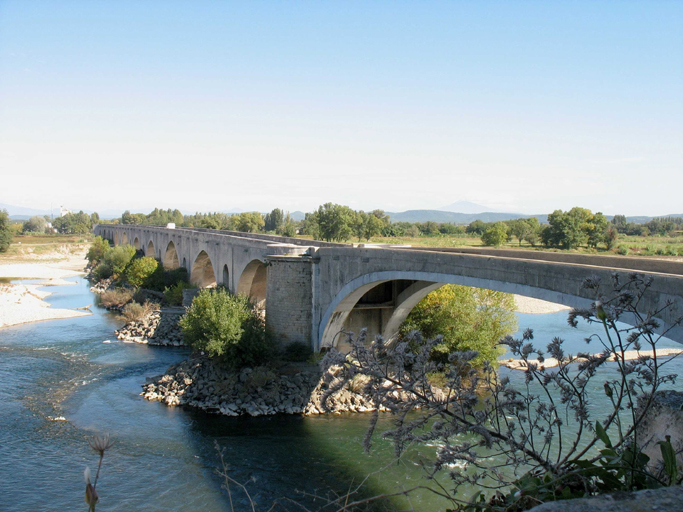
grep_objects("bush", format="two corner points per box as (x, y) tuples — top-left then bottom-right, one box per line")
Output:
(145, 266), (188, 292)
(281, 342), (312, 362)
(481, 222), (509, 246)
(121, 300), (157, 323)
(99, 288), (134, 309)
(179, 288), (273, 367)
(164, 281), (197, 306)
(123, 257), (159, 287)
(92, 262), (113, 282)
(103, 244), (136, 275)
(87, 236), (111, 265)
(0, 209), (13, 252)
(616, 244), (630, 255)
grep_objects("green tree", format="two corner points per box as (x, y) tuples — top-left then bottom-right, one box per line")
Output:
(466, 219), (487, 235)
(0, 209), (13, 252)
(103, 244), (137, 275)
(586, 212), (609, 248)
(123, 256), (159, 287)
(400, 284), (517, 368)
(543, 207), (592, 249)
(23, 215), (47, 233)
(364, 214), (385, 241)
(481, 222), (509, 246)
(280, 213), (297, 237)
(316, 203), (355, 242)
(179, 289), (273, 367)
(300, 212), (320, 239)
(351, 211), (369, 241)
(90, 212), (100, 224)
(86, 236), (111, 265)
(264, 208), (284, 232)
(236, 212), (265, 233)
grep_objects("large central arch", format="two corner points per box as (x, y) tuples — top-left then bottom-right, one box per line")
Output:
(318, 271), (589, 351)
(190, 250), (217, 288)
(163, 241), (180, 270)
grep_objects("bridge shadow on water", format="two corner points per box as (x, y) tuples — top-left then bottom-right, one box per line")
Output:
(184, 402), (446, 511)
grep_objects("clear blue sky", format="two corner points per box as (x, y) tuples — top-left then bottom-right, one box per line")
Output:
(1, 1), (681, 215)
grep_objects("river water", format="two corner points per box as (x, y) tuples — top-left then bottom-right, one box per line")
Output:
(0, 278), (680, 511)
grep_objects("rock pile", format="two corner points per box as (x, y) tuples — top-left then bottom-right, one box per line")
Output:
(89, 277), (114, 294)
(141, 357), (384, 416)
(116, 310), (184, 346)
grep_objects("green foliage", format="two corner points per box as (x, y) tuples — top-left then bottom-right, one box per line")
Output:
(481, 222), (509, 246)
(281, 342), (313, 362)
(99, 288), (134, 309)
(87, 236), (111, 265)
(264, 208), (284, 232)
(92, 262), (113, 282)
(400, 284), (516, 367)
(163, 281), (197, 306)
(179, 288), (273, 367)
(0, 209), (13, 252)
(123, 256), (159, 287)
(103, 244), (136, 275)
(543, 207), (611, 250)
(145, 266), (188, 292)
(234, 212), (265, 233)
(52, 210), (93, 234)
(121, 300), (157, 323)
(22, 215), (47, 234)
(315, 203), (355, 242)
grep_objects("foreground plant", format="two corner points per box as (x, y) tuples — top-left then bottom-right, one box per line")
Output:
(84, 433), (114, 511)
(321, 273), (682, 510)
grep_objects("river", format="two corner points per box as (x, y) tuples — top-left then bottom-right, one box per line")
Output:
(0, 277), (680, 511)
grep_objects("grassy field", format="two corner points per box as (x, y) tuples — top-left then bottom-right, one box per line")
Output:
(363, 234), (683, 257)
(0, 234), (92, 262)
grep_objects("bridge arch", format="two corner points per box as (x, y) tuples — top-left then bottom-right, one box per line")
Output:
(121, 232), (129, 245)
(318, 271), (588, 351)
(163, 241), (180, 270)
(146, 240), (155, 258)
(133, 237), (141, 250)
(237, 259), (267, 306)
(190, 250), (217, 288)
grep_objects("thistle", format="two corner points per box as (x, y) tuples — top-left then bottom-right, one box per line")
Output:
(84, 433), (114, 511)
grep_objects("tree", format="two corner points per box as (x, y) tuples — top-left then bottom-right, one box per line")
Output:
(351, 211), (369, 241)
(264, 208), (284, 233)
(611, 214), (628, 233)
(481, 222), (509, 246)
(86, 236), (111, 265)
(364, 214), (385, 241)
(466, 219), (487, 235)
(235, 212), (265, 233)
(586, 212), (609, 249)
(399, 284), (517, 368)
(316, 203), (354, 242)
(179, 289), (273, 367)
(103, 244), (137, 275)
(280, 213), (297, 237)
(123, 256), (159, 287)
(0, 209), (13, 252)
(300, 212), (320, 239)
(544, 207), (592, 249)
(90, 212), (100, 224)
(23, 215), (47, 233)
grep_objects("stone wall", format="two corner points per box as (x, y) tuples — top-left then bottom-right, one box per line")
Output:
(265, 255), (314, 347)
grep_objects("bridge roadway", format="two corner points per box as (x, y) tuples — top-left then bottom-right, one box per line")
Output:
(95, 225), (683, 350)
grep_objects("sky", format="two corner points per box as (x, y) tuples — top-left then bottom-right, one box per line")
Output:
(1, 1), (682, 216)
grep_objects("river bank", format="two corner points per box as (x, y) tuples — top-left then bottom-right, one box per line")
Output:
(0, 251), (92, 328)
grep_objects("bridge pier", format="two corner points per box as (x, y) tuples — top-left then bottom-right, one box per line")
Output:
(265, 254), (316, 349)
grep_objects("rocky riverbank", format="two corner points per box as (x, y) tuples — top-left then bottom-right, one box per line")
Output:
(142, 357), (385, 416)
(116, 309), (185, 346)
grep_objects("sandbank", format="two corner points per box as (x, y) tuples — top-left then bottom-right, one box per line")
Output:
(502, 348), (683, 371)
(513, 295), (570, 315)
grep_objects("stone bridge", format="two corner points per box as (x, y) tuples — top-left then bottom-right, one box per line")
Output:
(95, 225), (683, 349)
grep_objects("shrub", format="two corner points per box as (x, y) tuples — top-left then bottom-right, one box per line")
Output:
(87, 236), (111, 265)
(123, 257), (159, 287)
(0, 209), (13, 252)
(179, 288), (273, 367)
(103, 244), (136, 275)
(281, 341), (312, 362)
(99, 288), (134, 309)
(145, 266), (188, 292)
(616, 244), (630, 255)
(481, 222), (509, 246)
(121, 300), (157, 323)
(164, 281), (197, 306)
(92, 262), (114, 282)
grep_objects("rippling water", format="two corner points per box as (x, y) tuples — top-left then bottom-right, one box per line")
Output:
(0, 279), (680, 511)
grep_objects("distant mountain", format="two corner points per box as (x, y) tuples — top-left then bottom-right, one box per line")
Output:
(288, 211), (306, 221)
(0, 203), (53, 217)
(387, 210), (547, 224)
(437, 200), (494, 214)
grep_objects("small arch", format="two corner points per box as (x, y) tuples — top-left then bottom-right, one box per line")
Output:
(133, 237), (141, 250)
(237, 259), (267, 306)
(163, 241), (180, 270)
(146, 240), (155, 258)
(190, 250), (217, 288)
(182, 257), (187, 269)
(222, 264), (230, 288)
(121, 232), (129, 245)
(114, 232), (120, 246)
